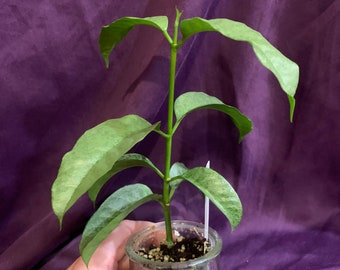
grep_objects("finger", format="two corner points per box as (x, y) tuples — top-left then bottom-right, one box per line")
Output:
(117, 254), (130, 270)
(67, 220), (153, 270)
(113, 220), (154, 258)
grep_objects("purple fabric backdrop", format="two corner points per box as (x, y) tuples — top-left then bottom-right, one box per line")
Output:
(1, 1), (340, 269)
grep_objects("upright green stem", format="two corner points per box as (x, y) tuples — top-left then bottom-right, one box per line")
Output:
(163, 9), (182, 245)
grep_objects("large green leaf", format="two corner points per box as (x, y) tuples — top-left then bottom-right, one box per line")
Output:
(51, 115), (160, 226)
(88, 153), (163, 203)
(80, 184), (161, 266)
(174, 91), (252, 142)
(180, 18), (299, 121)
(99, 16), (168, 67)
(180, 167), (242, 230)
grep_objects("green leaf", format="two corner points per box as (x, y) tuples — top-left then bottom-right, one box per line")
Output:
(80, 184), (161, 266)
(170, 162), (189, 178)
(181, 167), (242, 230)
(51, 115), (160, 226)
(99, 16), (168, 67)
(174, 91), (252, 142)
(180, 18), (299, 121)
(169, 162), (189, 200)
(88, 153), (164, 203)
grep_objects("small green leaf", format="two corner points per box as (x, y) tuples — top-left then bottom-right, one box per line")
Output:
(174, 92), (252, 142)
(181, 167), (242, 230)
(80, 184), (161, 266)
(180, 18), (299, 121)
(88, 153), (164, 203)
(99, 16), (168, 67)
(51, 115), (160, 226)
(169, 162), (189, 200)
(170, 162), (189, 178)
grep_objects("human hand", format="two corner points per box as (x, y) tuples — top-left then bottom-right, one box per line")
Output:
(67, 220), (154, 270)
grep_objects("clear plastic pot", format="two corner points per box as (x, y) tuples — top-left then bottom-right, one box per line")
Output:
(125, 220), (222, 270)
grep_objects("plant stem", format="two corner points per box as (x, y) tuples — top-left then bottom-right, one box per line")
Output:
(163, 8), (182, 246)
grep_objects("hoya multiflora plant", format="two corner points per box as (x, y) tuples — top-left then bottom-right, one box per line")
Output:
(52, 9), (299, 265)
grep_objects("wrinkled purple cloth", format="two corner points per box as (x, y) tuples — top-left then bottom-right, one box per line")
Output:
(1, 1), (340, 269)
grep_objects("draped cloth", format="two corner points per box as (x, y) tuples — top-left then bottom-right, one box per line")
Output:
(1, 1), (339, 269)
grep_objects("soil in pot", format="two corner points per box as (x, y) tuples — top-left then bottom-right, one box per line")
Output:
(137, 228), (210, 263)
(126, 221), (222, 270)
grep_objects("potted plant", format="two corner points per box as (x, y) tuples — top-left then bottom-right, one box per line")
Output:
(51, 8), (299, 269)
